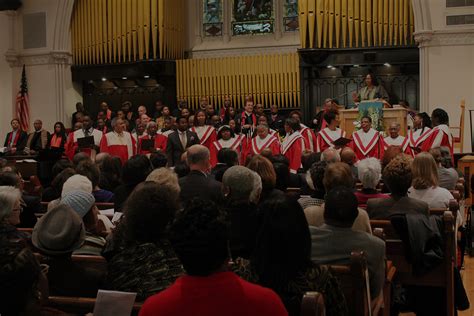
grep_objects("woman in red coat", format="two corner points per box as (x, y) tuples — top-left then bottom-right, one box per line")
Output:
(190, 109), (217, 152)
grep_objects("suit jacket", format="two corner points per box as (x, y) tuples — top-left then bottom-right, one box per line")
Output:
(310, 224), (385, 299)
(267, 113), (285, 135)
(166, 130), (200, 167)
(366, 196), (429, 220)
(178, 170), (223, 204)
(4, 130), (28, 151)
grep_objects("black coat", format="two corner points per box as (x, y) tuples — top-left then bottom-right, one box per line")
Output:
(166, 130), (200, 167)
(4, 130), (28, 151)
(178, 170), (223, 205)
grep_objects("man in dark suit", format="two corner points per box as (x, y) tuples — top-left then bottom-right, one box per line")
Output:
(267, 104), (285, 135)
(166, 116), (200, 167)
(178, 144), (223, 204)
(3, 119), (28, 154)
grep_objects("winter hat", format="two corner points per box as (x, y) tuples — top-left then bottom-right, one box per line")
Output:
(61, 190), (95, 218)
(61, 174), (93, 198)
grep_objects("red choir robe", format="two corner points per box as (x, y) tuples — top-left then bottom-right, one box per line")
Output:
(350, 128), (385, 161)
(300, 124), (318, 152)
(191, 125), (217, 151)
(281, 131), (305, 174)
(65, 128), (103, 160)
(316, 127), (346, 153)
(209, 135), (243, 167)
(100, 131), (136, 164)
(421, 124), (454, 160)
(247, 134), (281, 158)
(408, 127), (432, 156)
(383, 135), (413, 156)
(138, 133), (168, 155)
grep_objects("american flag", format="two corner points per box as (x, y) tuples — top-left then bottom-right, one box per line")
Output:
(15, 64), (30, 131)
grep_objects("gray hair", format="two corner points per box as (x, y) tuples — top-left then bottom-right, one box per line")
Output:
(146, 121), (157, 129)
(0, 186), (21, 222)
(321, 148), (341, 163)
(146, 168), (181, 198)
(357, 157), (382, 189)
(223, 166), (262, 203)
(186, 145), (210, 166)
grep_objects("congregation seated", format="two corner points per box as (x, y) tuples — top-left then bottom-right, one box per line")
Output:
(246, 154), (285, 204)
(105, 181), (184, 301)
(310, 187), (385, 301)
(222, 166), (261, 259)
(340, 147), (358, 180)
(76, 160), (114, 203)
(304, 162), (371, 233)
(367, 154), (429, 219)
(47, 174), (93, 211)
(32, 204), (105, 298)
(431, 147), (459, 190)
(298, 160), (327, 210)
(97, 154), (122, 192)
(139, 198), (287, 316)
(354, 158), (389, 209)
(0, 186), (28, 243)
(234, 196), (348, 316)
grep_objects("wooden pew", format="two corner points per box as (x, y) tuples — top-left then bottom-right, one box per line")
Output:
(370, 213), (455, 316)
(35, 253), (107, 271)
(324, 251), (371, 316)
(46, 296), (142, 315)
(300, 292), (326, 316)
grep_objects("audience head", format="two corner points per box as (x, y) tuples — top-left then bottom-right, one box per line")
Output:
(94, 152), (110, 168)
(0, 172), (21, 188)
(174, 161), (190, 178)
(323, 162), (354, 191)
(357, 157), (382, 190)
(122, 155), (153, 186)
(76, 160), (101, 189)
(0, 186), (22, 226)
(186, 145), (211, 172)
(247, 155), (277, 194)
(0, 242), (46, 315)
(382, 146), (402, 169)
(361, 116), (372, 132)
(412, 152), (439, 190)
(431, 108), (449, 127)
(302, 152), (321, 172)
(61, 190), (95, 219)
(61, 174), (92, 198)
(50, 168), (76, 195)
(383, 154), (413, 197)
(121, 181), (179, 244)
(32, 204), (85, 255)
(149, 152), (168, 169)
(321, 148), (341, 163)
(429, 147), (443, 166)
(72, 152), (91, 167)
(170, 198), (229, 276)
(340, 147), (356, 166)
(253, 196), (311, 284)
(440, 146), (453, 168)
(217, 148), (239, 166)
(309, 160), (328, 195)
(222, 166), (262, 204)
(271, 155), (291, 191)
(324, 186), (359, 228)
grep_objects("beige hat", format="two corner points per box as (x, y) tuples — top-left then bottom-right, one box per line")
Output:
(32, 204), (85, 255)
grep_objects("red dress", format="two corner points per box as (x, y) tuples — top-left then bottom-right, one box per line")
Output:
(138, 134), (168, 154)
(191, 125), (217, 151)
(350, 128), (385, 161)
(99, 131), (136, 164)
(281, 131), (305, 173)
(209, 135), (243, 167)
(316, 127), (346, 153)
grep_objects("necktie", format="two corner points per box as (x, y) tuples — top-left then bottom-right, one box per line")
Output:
(180, 132), (187, 149)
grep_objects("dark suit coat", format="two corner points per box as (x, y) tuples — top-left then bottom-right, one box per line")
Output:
(178, 170), (223, 204)
(166, 130), (200, 167)
(366, 196), (429, 220)
(4, 130), (28, 150)
(267, 113), (285, 135)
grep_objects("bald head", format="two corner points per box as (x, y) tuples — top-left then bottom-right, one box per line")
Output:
(321, 148), (341, 163)
(389, 122), (401, 138)
(340, 147), (356, 166)
(187, 145), (210, 172)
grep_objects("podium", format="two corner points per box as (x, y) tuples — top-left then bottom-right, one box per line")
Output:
(339, 107), (408, 137)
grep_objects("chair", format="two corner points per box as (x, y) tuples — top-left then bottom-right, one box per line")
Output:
(324, 251), (371, 316)
(450, 99), (465, 153)
(371, 213), (455, 316)
(46, 296), (142, 315)
(300, 292), (326, 316)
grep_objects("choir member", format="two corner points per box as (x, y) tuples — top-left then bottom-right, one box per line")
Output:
(422, 108), (453, 159)
(99, 101), (114, 121)
(138, 121), (167, 155)
(383, 122), (412, 156)
(244, 124), (280, 163)
(190, 109), (217, 151)
(350, 116), (384, 160)
(240, 97), (257, 137)
(25, 119), (50, 153)
(100, 118), (137, 164)
(3, 119), (28, 154)
(281, 118), (305, 174)
(209, 125), (243, 167)
(47, 122), (68, 149)
(290, 110), (317, 153)
(219, 95), (232, 121)
(408, 112), (432, 154)
(267, 104), (285, 135)
(316, 109), (346, 153)
(65, 115), (103, 160)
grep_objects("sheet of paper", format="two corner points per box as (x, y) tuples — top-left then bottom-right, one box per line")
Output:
(93, 290), (137, 316)
(99, 208), (114, 216)
(111, 212), (123, 224)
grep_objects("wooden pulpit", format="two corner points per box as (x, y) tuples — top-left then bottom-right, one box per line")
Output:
(339, 107), (408, 137)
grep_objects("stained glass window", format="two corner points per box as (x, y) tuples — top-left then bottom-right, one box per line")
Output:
(203, 0), (223, 37)
(283, 0), (299, 31)
(232, 0), (274, 35)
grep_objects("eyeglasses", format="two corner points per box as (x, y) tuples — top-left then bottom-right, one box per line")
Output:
(40, 263), (49, 275)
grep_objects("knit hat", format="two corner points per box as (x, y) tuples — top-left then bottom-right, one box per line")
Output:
(61, 190), (95, 218)
(32, 204), (85, 255)
(61, 174), (93, 198)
